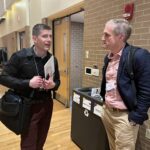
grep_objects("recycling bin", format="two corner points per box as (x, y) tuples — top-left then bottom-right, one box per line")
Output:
(71, 87), (109, 150)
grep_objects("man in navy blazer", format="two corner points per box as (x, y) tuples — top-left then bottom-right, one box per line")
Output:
(100, 19), (150, 150)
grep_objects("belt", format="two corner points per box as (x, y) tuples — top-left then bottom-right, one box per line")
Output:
(105, 105), (128, 112)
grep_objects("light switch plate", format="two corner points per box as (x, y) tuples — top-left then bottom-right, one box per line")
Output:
(92, 69), (99, 76)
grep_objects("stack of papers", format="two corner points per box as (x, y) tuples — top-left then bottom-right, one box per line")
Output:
(44, 56), (55, 80)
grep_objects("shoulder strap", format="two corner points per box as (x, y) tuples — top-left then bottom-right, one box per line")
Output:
(126, 45), (138, 107)
(126, 45), (137, 80)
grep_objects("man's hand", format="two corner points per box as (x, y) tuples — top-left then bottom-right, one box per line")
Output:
(43, 76), (55, 90)
(29, 76), (44, 89)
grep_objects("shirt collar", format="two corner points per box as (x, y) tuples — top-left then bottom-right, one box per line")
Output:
(107, 46), (124, 60)
(32, 45), (50, 59)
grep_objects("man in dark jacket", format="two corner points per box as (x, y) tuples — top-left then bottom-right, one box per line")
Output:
(100, 19), (150, 150)
(0, 24), (60, 150)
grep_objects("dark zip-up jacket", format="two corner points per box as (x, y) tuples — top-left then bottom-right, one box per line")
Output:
(100, 43), (150, 125)
(0, 46), (60, 101)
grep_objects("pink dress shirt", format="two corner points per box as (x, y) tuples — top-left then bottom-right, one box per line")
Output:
(105, 50), (127, 110)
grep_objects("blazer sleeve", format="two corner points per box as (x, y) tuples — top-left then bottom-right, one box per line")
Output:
(128, 49), (150, 124)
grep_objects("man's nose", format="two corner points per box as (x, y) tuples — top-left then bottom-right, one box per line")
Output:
(47, 36), (52, 41)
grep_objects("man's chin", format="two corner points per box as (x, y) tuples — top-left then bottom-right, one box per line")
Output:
(45, 47), (50, 51)
(102, 45), (107, 49)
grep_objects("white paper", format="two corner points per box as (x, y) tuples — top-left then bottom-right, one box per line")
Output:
(93, 104), (103, 117)
(91, 88), (100, 97)
(44, 56), (55, 79)
(73, 93), (80, 104)
(106, 82), (116, 91)
(82, 98), (91, 111)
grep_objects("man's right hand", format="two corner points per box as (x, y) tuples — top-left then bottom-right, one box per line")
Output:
(29, 76), (44, 89)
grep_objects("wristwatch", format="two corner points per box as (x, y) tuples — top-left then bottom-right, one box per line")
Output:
(129, 120), (137, 126)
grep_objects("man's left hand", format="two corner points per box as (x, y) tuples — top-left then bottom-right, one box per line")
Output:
(43, 77), (55, 90)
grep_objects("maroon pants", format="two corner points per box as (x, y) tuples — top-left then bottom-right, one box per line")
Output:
(21, 99), (53, 150)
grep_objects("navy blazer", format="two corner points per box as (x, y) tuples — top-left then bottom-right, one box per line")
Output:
(100, 43), (150, 125)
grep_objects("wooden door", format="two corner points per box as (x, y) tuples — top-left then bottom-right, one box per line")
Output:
(54, 17), (70, 107)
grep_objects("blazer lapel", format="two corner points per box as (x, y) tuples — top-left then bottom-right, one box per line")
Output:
(117, 44), (131, 80)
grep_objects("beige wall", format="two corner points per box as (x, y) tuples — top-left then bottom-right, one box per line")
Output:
(0, 0), (84, 39)
(41, 0), (84, 18)
(0, 38), (4, 47)
(0, 0), (29, 38)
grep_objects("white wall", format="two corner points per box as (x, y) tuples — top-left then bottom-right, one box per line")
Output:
(59, 0), (83, 9)
(0, 0), (84, 38)
(28, 0), (42, 45)
(0, 0), (29, 37)
(0, 0), (5, 17)
(29, 0), (42, 26)
(41, 0), (84, 18)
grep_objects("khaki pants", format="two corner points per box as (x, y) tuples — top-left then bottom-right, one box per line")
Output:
(101, 106), (139, 150)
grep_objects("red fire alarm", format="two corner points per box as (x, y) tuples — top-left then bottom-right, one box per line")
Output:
(123, 3), (134, 20)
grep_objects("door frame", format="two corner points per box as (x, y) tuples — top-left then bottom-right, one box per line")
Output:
(53, 17), (71, 107)
(49, 2), (84, 107)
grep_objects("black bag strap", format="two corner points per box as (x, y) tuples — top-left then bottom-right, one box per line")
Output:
(126, 45), (137, 80)
(126, 45), (137, 106)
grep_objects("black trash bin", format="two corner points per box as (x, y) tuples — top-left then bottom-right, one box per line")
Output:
(71, 87), (109, 150)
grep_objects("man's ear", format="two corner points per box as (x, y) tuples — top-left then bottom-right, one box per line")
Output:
(32, 35), (37, 43)
(119, 34), (125, 41)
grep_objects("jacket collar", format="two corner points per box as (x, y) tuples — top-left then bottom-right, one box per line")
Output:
(25, 46), (34, 57)
(25, 45), (51, 58)
(117, 43), (131, 80)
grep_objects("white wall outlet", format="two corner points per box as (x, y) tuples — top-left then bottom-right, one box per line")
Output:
(145, 129), (150, 139)
(92, 69), (99, 76)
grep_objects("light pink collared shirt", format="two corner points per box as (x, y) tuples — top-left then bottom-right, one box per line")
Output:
(105, 49), (127, 110)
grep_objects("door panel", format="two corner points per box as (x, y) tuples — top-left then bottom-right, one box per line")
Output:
(54, 17), (70, 107)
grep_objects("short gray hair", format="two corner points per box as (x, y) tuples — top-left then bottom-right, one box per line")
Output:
(106, 19), (132, 42)
(32, 24), (51, 36)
